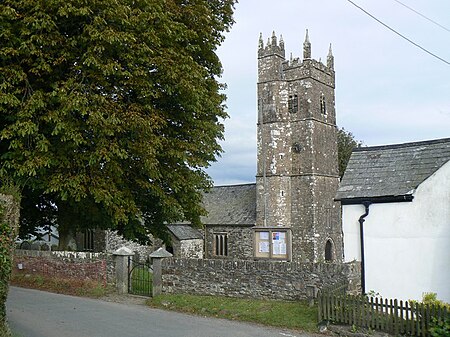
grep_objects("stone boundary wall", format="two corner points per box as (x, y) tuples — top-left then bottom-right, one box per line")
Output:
(162, 258), (361, 300)
(104, 230), (161, 261)
(13, 249), (115, 285)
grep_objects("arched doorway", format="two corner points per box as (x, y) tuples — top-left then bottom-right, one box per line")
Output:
(325, 239), (334, 262)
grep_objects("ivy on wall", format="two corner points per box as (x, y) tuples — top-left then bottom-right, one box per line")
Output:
(0, 194), (20, 337)
(0, 215), (12, 337)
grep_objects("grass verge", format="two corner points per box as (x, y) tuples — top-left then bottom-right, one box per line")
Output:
(10, 273), (114, 298)
(147, 293), (318, 332)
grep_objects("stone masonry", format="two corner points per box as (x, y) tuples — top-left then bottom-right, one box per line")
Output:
(204, 225), (253, 260)
(256, 31), (342, 263)
(162, 258), (361, 301)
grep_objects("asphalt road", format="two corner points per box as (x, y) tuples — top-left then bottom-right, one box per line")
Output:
(7, 287), (310, 337)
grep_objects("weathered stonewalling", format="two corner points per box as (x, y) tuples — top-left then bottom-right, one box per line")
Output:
(256, 31), (342, 263)
(74, 229), (162, 262)
(162, 258), (360, 300)
(204, 225), (253, 259)
(104, 230), (160, 261)
(167, 224), (204, 259)
(172, 239), (204, 259)
(13, 249), (115, 285)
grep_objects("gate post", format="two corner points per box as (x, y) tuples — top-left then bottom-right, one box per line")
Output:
(149, 248), (173, 297)
(113, 247), (134, 294)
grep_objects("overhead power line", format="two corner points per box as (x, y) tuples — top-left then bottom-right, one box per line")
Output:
(346, 0), (450, 66)
(392, 0), (450, 33)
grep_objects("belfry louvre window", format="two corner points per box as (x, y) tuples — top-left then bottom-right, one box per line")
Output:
(320, 94), (327, 114)
(214, 233), (228, 256)
(288, 94), (298, 113)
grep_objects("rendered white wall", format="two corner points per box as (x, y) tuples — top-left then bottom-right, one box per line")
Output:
(342, 160), (450, 302)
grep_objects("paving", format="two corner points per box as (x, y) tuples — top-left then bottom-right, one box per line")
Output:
(7, 287), (318, 337)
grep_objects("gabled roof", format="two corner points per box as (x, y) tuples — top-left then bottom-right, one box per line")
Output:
(201, 183), (256, 226)
(336, 138), (450, 202)
(167, 224), (203, 240)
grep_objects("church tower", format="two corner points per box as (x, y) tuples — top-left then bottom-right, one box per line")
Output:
(255, 31), (342, 263)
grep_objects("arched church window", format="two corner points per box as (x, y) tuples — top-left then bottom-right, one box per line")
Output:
(325, 239), (333, 262)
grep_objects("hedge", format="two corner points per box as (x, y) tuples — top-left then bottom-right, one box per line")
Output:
(0, 194), (20, 337)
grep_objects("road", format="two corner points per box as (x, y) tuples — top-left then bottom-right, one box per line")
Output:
(7, 287), (309, 337)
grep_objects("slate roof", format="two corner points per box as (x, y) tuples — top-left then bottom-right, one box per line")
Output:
(200, 183), (257, 226)
(336, 138), (450, 201)
(167, 224), (203, 240)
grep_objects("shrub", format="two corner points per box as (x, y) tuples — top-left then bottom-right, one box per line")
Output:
(0, 193), (21, 337)
(409, 293), (450, 337)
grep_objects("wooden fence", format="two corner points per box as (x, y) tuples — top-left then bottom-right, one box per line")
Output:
(318, 291), (449, 336)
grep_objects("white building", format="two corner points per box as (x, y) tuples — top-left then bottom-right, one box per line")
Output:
(336, 138), (450, 302)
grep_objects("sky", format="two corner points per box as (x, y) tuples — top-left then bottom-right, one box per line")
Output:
(206, 0), (450, 186)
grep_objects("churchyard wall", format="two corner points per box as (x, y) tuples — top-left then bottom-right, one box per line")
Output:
(13, 249), (115, 285)
(161, 258), (361, 300)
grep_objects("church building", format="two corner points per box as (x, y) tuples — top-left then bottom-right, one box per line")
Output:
(173, 31), (343, 263)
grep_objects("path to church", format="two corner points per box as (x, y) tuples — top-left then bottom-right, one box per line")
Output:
(7, 287), (316, 337)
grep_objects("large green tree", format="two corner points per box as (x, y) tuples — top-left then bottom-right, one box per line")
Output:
(337, 127), (363, 179)
(0, 0), (236, 246)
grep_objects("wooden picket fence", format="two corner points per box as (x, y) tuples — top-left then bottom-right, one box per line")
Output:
(318, 291), (449, 336)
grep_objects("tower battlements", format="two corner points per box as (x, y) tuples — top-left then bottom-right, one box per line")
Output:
(258, 31), (334, 86)
(258, 31), (285, 58)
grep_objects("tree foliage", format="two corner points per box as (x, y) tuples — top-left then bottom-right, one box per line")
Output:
(337, 127), (362, 179)
(0, 0), (236, 244)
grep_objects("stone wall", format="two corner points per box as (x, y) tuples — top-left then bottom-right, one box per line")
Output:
(13, 249), (115, 285)
(104, 230), (161, 261)
(73, 229), (161, 262)
(172, 238), (204, 259)
(162, 258), (361, 300)
(204, 225), (253, 259)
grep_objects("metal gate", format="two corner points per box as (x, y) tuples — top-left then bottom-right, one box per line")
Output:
(128, 256), (153, 296)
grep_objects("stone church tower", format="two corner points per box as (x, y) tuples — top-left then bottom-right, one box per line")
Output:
(255, 31), (342, 263)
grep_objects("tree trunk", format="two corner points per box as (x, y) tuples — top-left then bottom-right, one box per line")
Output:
(0, 194), (20, 337)
(57, 201), (76, 251)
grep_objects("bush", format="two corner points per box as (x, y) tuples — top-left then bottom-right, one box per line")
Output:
(0, 211), (12, 336)
(0, 193), (21, 337)
(410, 293), (450, 337)
(422, 293), (450, 309)
(430, 317), (450, 337)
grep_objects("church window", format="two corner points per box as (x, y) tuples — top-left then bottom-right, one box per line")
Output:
(254, 228), (291, 260)
(214, 233), (228, 256)
(288, 94), (298, 113)
(325, 239), (334, 262)
(320, 94), (327, 114)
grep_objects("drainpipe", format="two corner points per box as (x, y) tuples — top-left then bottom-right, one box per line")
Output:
(358, 201), (371, 295)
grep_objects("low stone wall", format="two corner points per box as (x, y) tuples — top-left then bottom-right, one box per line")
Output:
(104, 230), (161, 262)
(13, 249), (115, 285)
(173, 239), (204, 259)
(162, 258), (360, 300)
